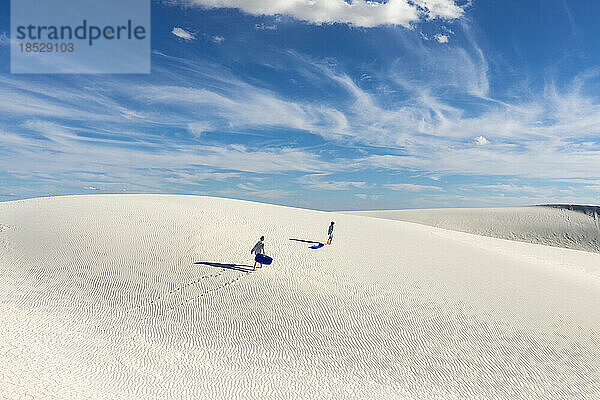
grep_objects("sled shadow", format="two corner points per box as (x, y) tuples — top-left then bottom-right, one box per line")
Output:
(289, 238), (325, 249)
(194, 262), (255, 273)
(289, 238), (321, 245)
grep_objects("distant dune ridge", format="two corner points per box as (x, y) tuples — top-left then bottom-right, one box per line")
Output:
(1, 195), (599, 399)
(346, 205), (600, 253)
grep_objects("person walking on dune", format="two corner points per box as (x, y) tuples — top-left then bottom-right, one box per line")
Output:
(327, 221), (335, 245)
(251, 236), (266, 270)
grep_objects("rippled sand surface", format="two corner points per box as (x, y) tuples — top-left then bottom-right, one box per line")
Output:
(1, 195), (599, 399)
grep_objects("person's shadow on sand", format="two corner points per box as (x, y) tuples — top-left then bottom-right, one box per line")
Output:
(194, 262), (255, 273)
(289, 238), (324, 249)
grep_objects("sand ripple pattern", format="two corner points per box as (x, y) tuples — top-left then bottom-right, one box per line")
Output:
(0, 195), (599, 399)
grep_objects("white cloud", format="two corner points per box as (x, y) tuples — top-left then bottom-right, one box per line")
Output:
(474, 135), (489, 146)
(360, 137), (600, 180)
(172, 27), (196, 40)
(236, 182), (292, 199)
(355, 193), (382, 200)
(118, 107), (146, 120)
(384, 183), (444, 191)
(1, 117), (342, 197)
(0, 76), (148, 122)
(298, 174), (367, 190)
(584, 185), (600, 192)
(182, 0), (464, 28)
(83, 186), (99, 190)
(434, 34), (449, 43)
(137, 83), (347, 135)
(163, 170), (242, 183)
(295, 45), (490, 144)
(471, 184), (554, 195)
(212, 35), (225, 43)
(293, 55), (600, 181)
(454, 183), (589, 205)
(188, 121), (214, 136)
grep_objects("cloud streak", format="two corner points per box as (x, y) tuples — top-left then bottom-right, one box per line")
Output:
(298, 174), (367, 190)
(384, 183), (443, 191)
(172, 27), (196, 40)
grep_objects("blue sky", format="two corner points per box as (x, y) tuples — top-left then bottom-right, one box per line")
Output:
(1, 0), (600, 210)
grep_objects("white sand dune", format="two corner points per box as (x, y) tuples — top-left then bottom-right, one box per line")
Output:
(346, 206), (600, 253)
(1, 195), (599, 399)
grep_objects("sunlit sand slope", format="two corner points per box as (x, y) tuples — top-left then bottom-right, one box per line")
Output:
(346, 206), (600, 253)
(1, 195), (599, 399)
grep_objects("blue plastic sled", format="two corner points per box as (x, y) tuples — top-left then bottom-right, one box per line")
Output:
(255, 254), (273, 265)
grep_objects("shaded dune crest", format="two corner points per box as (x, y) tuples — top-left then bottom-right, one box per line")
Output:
(346, 205), (600, 254)
(0, 195), (599, 399)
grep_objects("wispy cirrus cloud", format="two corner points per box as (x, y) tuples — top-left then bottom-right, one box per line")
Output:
(359, 139), (600, 180)
(289, 51), (600, 181)
(0, 76), (147, 122)
(4, 48), (600, 186)
(464, 184), (575, 198)
(1, 121), (336, 175)
(298, 174), (367, 190)
(0, 109), (343, 202)
(136, 84), (344, 133)
(355, 193), (382, 200)
(384, 183), (443, 191)
(448, 183), (596, 206)
(236, 182), (292, 199)
(2, 22), (600, 208)
(187, 121), (214, 136)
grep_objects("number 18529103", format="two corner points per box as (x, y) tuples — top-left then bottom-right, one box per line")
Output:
(19, 42), (74, 52)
